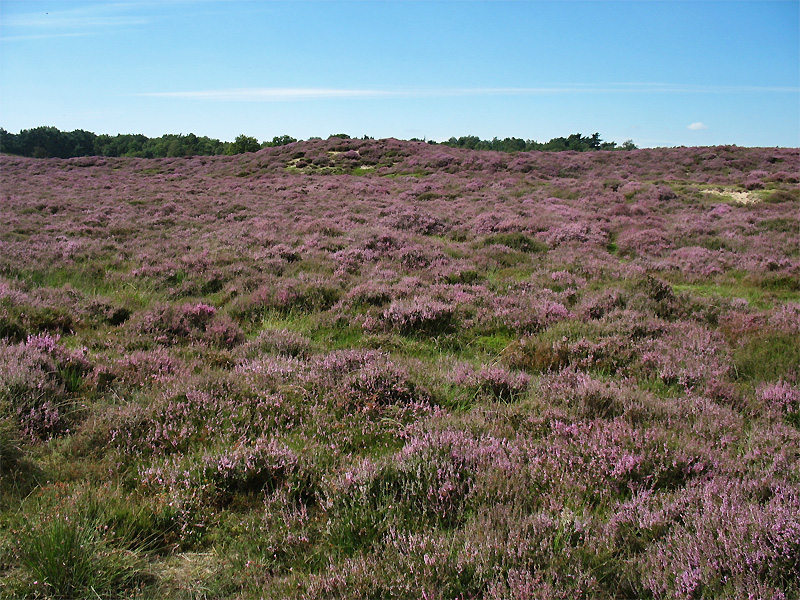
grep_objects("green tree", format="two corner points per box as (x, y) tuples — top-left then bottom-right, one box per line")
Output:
(266, 135), (297, 147)
(226, 134), (261, 154)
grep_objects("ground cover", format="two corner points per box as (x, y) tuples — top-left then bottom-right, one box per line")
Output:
(1, 139), (798, 599)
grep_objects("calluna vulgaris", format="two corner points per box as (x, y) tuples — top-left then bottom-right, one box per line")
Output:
(0, 139), (798, 599)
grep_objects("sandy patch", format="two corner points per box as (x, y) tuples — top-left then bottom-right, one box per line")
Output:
(703, 189), (761, 205)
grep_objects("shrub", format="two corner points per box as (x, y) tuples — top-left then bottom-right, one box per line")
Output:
(0, 334), (92, 439)
(642, 479), (800, 599)
(450, 362), (530, 402)
(482, 232), (548, 253)
(236, 328), (313, 359)
(202, 438), (299, 499)
(323, 436), (475, 554)
(638, 322), (729, 392)
(379, 297), (456, 336)
(759, 381), (800, 426)
(343, 359), (422, 407)
(128, 302), (244, 347)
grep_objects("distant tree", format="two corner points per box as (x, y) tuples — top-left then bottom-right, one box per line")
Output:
(167, 138), (186, 158)
(64, 129), (95, 156)
(497, 137), (527, 152)
(441, 132), (634, 153)
(266, 135), (297, 147)
(447, 135), (482, 150)
(328, 133), (350, 139)
(17, 126), (67, 158)
(226, 134), (261, 155)
(0, 128), (20, 155)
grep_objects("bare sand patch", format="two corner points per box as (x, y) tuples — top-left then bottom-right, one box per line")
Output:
(703, 188), (761, 204)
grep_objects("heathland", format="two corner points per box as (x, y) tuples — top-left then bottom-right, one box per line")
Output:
(1, 138), (798, 599)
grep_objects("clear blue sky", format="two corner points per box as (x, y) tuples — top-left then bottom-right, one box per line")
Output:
(1, 0), (798, 147)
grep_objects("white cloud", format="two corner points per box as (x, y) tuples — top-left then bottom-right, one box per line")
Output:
(688, 122), (709, 130)
(138, 84), (800, 102)
(2, 3), (152, 34)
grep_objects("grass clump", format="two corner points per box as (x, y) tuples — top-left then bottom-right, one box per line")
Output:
(733, 332), (800, 382)
(7, 489), (155, 599)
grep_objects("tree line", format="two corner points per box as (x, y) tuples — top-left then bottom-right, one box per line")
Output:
(440, 132), (637, 152)
(0, 127), (298, 159)
(0, 127), (637, 159)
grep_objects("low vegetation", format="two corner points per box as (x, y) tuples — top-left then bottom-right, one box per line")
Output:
(0, 139), (798, 599)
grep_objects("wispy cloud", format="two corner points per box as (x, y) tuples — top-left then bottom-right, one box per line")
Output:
(139, 84), (800, 102)
(1, 32), (91, 42)
(688, 122), (709, 130)
(1, 2), (152, 40)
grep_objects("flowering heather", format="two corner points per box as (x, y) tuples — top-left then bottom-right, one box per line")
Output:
(0, 140), (798, 598)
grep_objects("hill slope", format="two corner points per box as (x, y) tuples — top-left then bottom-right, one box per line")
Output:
(1, 140), (799, 599)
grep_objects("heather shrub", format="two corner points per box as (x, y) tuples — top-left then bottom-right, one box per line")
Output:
(340, 358), (424, 408)
(642, 479), (800, 599)
(108, 373), (304, 457)
(139, 438), (303, 517)
(616, 227), (674, 257)
(502, 319), (637, 375)
(768, 302), (800, 334)
(383, 207), (446, 235)
(202, 437), (299, 499)
(0, 303), (27, 341)
(638, 321), (729, 392)
(645, 183), (678, 202)
(309, 500), (609, 599)
(235, 328), (314, 359)
(111, 346), (185, 388)
(85, 297), (131, 326)
(630, 275), (679, 319)
(759, 381), (800, 427)
(450, 362), (530, 402)
(337, 280), (394, 309)
(323, 438), (474, 555)
(539, 369), (626, 419)
(0, 292), (75, 341)
(475, 242), (528, 268)
(128, 302), (244, 347)
(378, 296), (456, 336)
(303, 350), (429, 416)
(269, 277), (342, 313)
(481, 232), (548, 253)
(214, 492), (321, 584)
(137, 453), (215, 545)
(0, 334), (91, 439)
(477, 292), (571, 335)
(2, 140), (799, 599)
(578, 287), (627, 320)
(502, 335), (572, 373)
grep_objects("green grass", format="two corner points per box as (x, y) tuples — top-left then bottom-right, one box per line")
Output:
(9, 491), (154, 599)
(733, 332), (800, 382)
(671, 280), (800, 309)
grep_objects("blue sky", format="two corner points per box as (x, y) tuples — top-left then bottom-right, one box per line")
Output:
(1, 0), (798, 147)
